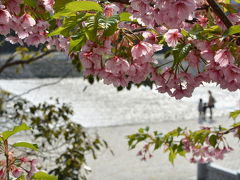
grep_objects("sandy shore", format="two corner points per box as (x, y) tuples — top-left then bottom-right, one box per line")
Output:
(85, 117), (240, 180)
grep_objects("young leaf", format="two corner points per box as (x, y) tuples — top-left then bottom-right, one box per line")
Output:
(101, 15), (119, 37)
(31, 171), (57, 180)
(17, 175), (26, 180)
(65, 1), (103, 12)
(24, 0), (37, 8)
(227, 25), (240, 35)
(54, 0), (73, 12)
(69, 34), (87, 52)
(13, 142), (39, 151)
(172, 44), (192, 68)
(119, 12), (132, 21)
(2, 124), (31, 140)
(209, 134), (217, 147)
(230, 110), (240, 120)
(168, 149), (176, 165)
(48, 26), (70, 36)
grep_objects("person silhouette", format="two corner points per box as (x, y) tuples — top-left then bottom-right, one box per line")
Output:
(198, 99), (203, 123)
(203, 103), (207, 121)
(208, 90), (216, 120)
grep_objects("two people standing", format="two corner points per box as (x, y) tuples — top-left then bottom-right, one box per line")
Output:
(198, 90), (216, 123)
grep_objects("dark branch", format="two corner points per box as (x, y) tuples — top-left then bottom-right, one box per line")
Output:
(107, 0), (130, 4)
(206, 0), (233, 28)
(6, 69), (72, 102)
(0, 49), (56, 74)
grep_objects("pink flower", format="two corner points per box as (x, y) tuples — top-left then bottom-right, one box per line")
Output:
(105, 56), (129, 74)
(42, 0), (55, 13)
(0, 24), (10, 35)
(12, 168), (23, 178)
(142, 31), (157, 44)
(5, 36), (23, 45)
(171, 0), (196, 21)
(24, 34), (46, 47)
(26, 159), (38, 180)
(21, 14), (36, 28)
(164, 29), (183, 47)
(214, 49), (234, 67)
(19, 157), (29, 163)
(131, 42), (162, 60)
(7, 0), (21, 14)
(0, 169), (5, 178)
(131, 41), (153, 59)
(104, 4), (119, 17)
(0, 9), (11, 24)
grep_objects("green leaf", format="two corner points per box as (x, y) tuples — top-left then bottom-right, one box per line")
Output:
(53, 9), (76, 19)
(13, 142), (39, 151)
(203, 25), (221, 33)
(24, 0), (37, 7)
(227, 25), (240, 35)
(172, 44), (192, 68)
(54, 0), (73, 12)
(17, 175), (26, 180)
(189, 24), (203, 35)
(69, 34), (87, 52)
(119, 12), (132, 21)
(168, 149), (176, 165)
(31, 171), (57, 180)
(48, 26), (68, 36)
(181, 29), (189, 37)
(65, 1), (103, 12)
(84, 13), (102, 41)
(2, 124), (31, 140)
(230, 110), (240, 120)
(193, 130), (210, 144)
(100, 15), (119, 37)
(209, 134), (217, 147)
(154, 138), (163, 150)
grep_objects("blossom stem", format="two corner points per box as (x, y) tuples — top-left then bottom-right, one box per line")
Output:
(4, 140), (10, 180)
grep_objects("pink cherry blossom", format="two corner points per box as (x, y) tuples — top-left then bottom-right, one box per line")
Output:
(214, 49), (235, 67)
(12, 168), (23, 178)
(164, 29), (183, 47)
(105, 56), (129, 74)
(42, 0), (55, 13)
(0, 24), (10, 35)
(131, 41), (153, 59)
(104, 4), (119, 17)
(21, 14), (36, 28)
(0, 9), (11, 24)
(24, 34), (47, 47)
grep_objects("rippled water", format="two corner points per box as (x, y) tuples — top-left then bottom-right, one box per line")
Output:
(0, 78), (239, 127)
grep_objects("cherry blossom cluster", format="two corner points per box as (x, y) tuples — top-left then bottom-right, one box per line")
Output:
(79, 36), (162, 87)
(2, 0), (240, 100)
(182, 136), (233, 164)
(0, 0), (68, 51)
(128, 0), (200, 28)
(0, 155), (38, 179)
(129, 126), (236, 164)
(76, 1), (240, 99)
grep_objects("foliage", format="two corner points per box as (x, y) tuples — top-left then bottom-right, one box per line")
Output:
(0, 93), (108, 180)
(0, 123), (56, 180)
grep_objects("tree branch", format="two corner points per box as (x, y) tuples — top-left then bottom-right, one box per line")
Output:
(6, 69), (72, 102)
(206, 0), (233, 28)
(0, 49), (57, 74)
(106, 0), (130, 4)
